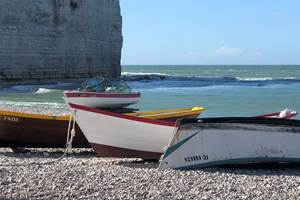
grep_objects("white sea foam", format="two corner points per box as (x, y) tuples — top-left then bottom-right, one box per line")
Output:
(279, 77), (296, 80)
(2, 83), (76, 93)
(236, 77), (296, 81)
(35, 88), (53, 94)
(123, 72), (298, 82)
(0, 101), (65, 108)
(121, 72), (169, 76)
(0, 101), (68, 115)
(123, 70), (299, 81)
(236, 77), (273, 81)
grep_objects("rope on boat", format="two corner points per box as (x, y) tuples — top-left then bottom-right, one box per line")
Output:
(0, 110), (77, 167)
(66, 111), (77, 153)
(161, 119), (182, 153)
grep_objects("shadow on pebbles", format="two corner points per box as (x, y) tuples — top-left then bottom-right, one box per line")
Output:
(1, 148), (300, 199)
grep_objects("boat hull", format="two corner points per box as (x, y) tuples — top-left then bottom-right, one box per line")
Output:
(70, 104), (177, 159)
(0, 106), (201, 148)
(90, 142), (162, 158)
(0, 114), (88, 148)
(255, 111), (297, 119)
(159, 118), (300, 170)
(64, 91), (140, 108)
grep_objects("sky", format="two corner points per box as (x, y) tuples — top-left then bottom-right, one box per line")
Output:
(120, 0), (300, 65)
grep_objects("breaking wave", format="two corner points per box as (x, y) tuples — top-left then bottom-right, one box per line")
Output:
(122, 72), (298, 83)
(35, 88), (53, 94)
(236, 77), (296, 81)
(0, 82), (78, 93)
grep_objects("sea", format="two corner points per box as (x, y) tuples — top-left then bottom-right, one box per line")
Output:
(0, 65), (300, 119)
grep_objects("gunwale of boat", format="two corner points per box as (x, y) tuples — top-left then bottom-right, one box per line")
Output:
(0, 109), (69, 121)
(255, 111), (297, 119)
(69, 103), (177, 127)
(126, 107), (204, 119)
(69, 103), (179, 158)
(180, 117), (300, 126)
(64, 91), (141, 98)
(159, 117), (300, 170)
(0, 106), (204, 121)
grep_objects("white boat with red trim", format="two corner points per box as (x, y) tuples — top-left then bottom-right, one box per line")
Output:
(69, 103), (177, 159)
(255, 109), (297, 120)
(64, 91), (141, 108)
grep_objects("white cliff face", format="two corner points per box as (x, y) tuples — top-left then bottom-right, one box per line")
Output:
(0, 0), (122, 83)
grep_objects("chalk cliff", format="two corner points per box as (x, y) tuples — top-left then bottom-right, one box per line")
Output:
(0, 0), (122, 84)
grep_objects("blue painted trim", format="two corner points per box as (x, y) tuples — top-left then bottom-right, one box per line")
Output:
(173, 157), (300, 170)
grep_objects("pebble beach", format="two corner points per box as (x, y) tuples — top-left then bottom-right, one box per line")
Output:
(1, 0), (300, 197)
(1, 148), (300, 199)
(1, 104), (300, 199)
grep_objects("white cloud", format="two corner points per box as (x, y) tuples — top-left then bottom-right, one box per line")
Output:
(214, 45), (244, 56)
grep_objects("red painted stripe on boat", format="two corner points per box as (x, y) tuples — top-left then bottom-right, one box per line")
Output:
(64, 92), (141, 98)
(90, 142), (162, 159)
(256, 112), (297, 119)
(255, 112), (280, 118)
(69, 103), (176, 127)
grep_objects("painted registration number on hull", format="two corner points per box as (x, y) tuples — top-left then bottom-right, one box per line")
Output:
(184, 154), (209, 163)
(0, 115), (20, 123)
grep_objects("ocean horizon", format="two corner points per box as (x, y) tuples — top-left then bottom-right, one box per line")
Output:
(0, 65), (299, 119)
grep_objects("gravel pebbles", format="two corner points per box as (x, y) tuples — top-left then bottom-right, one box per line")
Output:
(0, 105), (69, 116)
(1, 106), (300, 199)
(1, 148), (300, 200)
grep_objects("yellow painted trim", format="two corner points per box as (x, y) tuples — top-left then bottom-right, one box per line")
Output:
(127, 107), (205, 119)
(0, 106), (205, 121)
(0, 110), (70, 121)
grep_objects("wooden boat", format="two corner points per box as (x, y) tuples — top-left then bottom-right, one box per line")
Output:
(64, 91), (141, 108)
(255, 109), (297, 120)
(0, 111), (86, 148)
(0, 106), (204, 148)
(68, 103), (179, 159)
(64, 77), (141, 108)
(159, 117), (300, 170)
